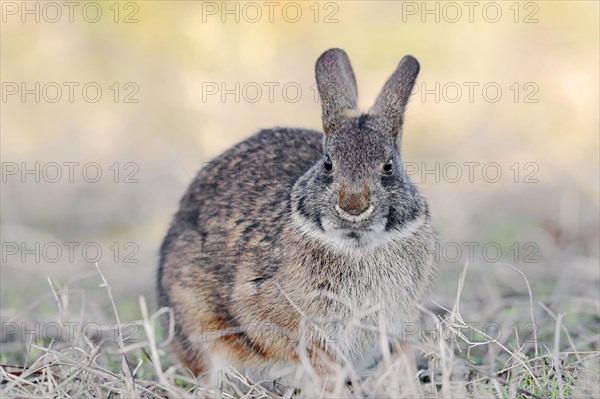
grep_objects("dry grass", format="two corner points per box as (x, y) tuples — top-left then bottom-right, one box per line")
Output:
(1, 260), (598, 399)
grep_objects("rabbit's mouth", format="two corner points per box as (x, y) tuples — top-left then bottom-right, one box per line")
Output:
(335, 204), (375, 223)
(329, 204), (385, 245)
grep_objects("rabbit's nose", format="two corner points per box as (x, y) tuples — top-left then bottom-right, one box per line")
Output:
(338, 184), (370, 216)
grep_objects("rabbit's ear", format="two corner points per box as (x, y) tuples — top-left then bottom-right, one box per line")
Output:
(315, 48), (358, 134)
(369, 55), (420, 139)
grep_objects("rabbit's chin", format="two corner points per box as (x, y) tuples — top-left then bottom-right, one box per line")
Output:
(292, 211), (427, 252)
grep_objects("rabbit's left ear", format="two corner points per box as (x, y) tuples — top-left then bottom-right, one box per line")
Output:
(369, 55), (420, 140)
(315, 48), (358, 134)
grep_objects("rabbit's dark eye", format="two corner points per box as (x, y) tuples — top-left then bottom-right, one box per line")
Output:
(383, 158), (393, 174)
(324, 155), (333, 172)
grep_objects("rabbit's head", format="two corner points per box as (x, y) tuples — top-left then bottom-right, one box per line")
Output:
(292, 48), (426, 250)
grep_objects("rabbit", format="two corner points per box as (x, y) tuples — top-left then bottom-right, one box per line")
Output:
(157, 48), (436, 386)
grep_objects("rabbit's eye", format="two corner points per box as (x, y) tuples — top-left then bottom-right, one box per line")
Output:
(324, 155), (333, 172)
(383, 158), (393, 174)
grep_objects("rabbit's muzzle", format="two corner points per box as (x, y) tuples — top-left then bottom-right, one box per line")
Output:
(337, 183), (372, 220)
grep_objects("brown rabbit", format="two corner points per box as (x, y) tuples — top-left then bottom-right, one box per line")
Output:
(157, 48), (436, 386)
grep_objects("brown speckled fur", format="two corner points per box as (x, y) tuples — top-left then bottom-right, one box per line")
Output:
(157, 49), (436, 384)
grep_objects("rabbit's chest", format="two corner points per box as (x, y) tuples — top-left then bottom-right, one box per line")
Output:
(301, 256), (416, 367)
(314, 254), (415, 314)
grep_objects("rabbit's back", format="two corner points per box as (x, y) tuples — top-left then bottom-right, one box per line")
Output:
(167, 127), (322, 243)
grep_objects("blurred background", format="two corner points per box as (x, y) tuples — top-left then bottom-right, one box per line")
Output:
(1, 1), (598, 342)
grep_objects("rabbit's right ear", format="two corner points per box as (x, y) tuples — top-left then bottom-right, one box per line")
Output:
(315, 48), (358, 134)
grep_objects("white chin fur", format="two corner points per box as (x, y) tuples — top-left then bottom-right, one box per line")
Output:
(292, 206), (427, 253)
(335, 204), (374, 222)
